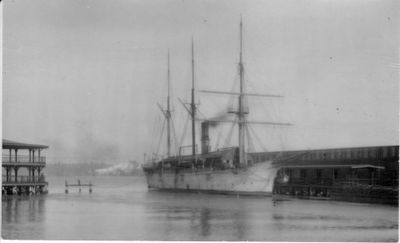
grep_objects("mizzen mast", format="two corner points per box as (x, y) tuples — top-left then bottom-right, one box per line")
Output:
(195, 18), (292, 166)
(191, 38), (197, 158)
(166, 50), (172, 157)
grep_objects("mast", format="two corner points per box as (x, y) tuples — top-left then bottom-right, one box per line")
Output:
(191, 38), (196, 158)
(238, 17), (247, 166)
(166, 50), (171, 157)
(196, 18), (291, 165)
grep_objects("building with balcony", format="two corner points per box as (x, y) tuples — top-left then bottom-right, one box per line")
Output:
(2, 139), (49, 195)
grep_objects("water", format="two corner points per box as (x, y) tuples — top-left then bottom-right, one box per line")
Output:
(2, 176), (398, 241)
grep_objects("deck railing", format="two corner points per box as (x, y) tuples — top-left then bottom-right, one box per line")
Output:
(333, 178), (379, 186)
(2, 175), (46, 184)
(2, 155), (46, 163)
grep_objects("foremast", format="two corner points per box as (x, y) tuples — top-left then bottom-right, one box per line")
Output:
(238, 18), (246, 166)
(157, 50), (173, 159)
(176, 39), (198, 160)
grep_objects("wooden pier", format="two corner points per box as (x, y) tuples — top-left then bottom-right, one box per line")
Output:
(65, 180), (93, 193)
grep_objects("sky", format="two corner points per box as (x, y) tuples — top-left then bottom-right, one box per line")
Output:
(3, 0), (399, 164)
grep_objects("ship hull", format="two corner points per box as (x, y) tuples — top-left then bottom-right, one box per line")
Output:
(144, 161), (278, 196)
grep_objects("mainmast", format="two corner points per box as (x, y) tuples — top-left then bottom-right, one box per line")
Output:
(238, 18), (247, 166)
(191, 39), (196, 158)
(166, 50), (171, 157)
(197, 18), (292, 165)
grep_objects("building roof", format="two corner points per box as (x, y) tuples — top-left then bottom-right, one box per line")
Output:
(2, 139), (49, 149)
(280, 164), (385, 170)
(251, 144), (399, 155)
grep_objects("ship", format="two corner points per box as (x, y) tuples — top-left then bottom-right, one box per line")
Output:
(142, 19), (292, 196)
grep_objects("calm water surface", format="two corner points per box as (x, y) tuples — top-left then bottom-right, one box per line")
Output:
(2, 175), (398, 241)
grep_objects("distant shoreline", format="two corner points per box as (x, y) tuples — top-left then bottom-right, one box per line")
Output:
(45, 162), (143, 177)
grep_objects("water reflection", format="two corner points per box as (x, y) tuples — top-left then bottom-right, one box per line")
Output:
(233, 210), (246, 240)
(2, 176), (398, 241)
(3, 197), (18, 223)
(2, 196), (46, 239)
(3, 197), (46, 222)
(160, 206), (213, 239)
(188, 208), (211, 238)
(199, 208), (210, 237)
(148, 202), (250, 240)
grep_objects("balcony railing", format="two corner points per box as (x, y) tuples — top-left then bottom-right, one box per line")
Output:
(2, 175), (47, 184)
(2, 155), (46, 163)
(289, 178), (334, 185)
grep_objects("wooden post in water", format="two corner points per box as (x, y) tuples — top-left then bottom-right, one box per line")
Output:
(65, 180), (69, 194)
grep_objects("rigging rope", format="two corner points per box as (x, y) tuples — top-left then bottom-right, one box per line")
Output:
(171, 118), (178, 156)
(155, 118), (166, 158)
(223, 117), (237, 148)
(197, 108), (207, 120)
(245, 123), (257, 153)
(170, 102), (179, 155)
(228, 75), (239, 112)
(150, 114), (162, 158)
(214, 126), (224, 150)
(249, 124), (268, 152)
(179, 114), (190, 150)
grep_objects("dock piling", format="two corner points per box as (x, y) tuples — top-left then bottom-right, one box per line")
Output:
(65, 180), (69, 194)
(89, 181), (92, 193)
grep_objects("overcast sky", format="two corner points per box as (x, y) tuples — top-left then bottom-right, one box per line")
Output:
(3, 0), (399, 164)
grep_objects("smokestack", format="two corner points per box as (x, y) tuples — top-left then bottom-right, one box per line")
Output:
(201, 121), (210, 154)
